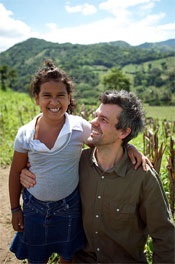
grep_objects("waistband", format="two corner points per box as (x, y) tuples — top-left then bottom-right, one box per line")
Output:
(23, 186), (79, 206)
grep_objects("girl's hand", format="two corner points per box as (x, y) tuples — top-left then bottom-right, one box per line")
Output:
(11, 210), (24, 232)
(127, 144), (153, 171)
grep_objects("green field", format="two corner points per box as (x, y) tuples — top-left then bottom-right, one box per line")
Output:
(0, 89), (174, 263)
(0, 89), (174, 166)
(144, 105), (175, 121)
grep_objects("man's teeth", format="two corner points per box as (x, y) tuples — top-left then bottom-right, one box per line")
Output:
(91, 130), (99, 135)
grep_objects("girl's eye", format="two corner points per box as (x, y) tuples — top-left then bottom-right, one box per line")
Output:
(58, 94), (65, 97)
(42, 93), (66, 98)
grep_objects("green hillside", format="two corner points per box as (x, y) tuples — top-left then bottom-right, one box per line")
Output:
(0, 38), (175, 106)
(0, 89), (174, 167)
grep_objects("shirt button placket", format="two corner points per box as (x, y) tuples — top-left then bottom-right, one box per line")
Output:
(94, 174), (105, 260)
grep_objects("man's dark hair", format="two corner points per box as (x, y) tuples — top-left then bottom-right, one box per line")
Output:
(99, 90), (145, 145)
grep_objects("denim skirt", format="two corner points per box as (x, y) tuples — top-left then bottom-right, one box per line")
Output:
(10, 187), (86, 264)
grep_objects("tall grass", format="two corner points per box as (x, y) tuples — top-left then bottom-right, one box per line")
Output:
(0, 89), (39, 166)
(0, 89), (174, 264)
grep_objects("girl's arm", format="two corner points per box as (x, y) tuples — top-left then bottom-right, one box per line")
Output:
(127, 144), (153, 171)
(9, 151), (28, 232)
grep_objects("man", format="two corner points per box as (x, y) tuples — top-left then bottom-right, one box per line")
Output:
(21, 90), (175, 263)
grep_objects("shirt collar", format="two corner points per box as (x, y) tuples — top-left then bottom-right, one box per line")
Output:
(90, 147), (129, 177)
(34, 112), (84, 140)
(59, 112), (71, 137)
(59, 112), (85, 137)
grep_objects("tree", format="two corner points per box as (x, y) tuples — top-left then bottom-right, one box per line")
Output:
(8, 68), (17, 89)
(102, 67), (130, 91)
(0, 65), (8, 91)
(0, 65), (17, 91)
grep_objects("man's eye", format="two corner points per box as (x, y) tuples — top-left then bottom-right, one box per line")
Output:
(101, 118), (107, 123)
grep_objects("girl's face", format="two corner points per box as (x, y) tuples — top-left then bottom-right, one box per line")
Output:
(35, 80), (70, 122)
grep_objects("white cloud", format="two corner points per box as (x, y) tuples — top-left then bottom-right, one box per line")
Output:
(65, 3), (97, 16)
(0, 1), (174, 53)
(41, 13), (175, 46)
(99, 0), (159, 10)
(0, 3), (38, 52)
(99, 0), (160, 20)
(0, 4), (30, 36)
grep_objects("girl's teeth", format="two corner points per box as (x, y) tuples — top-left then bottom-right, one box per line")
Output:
(50, 108), (59, 112)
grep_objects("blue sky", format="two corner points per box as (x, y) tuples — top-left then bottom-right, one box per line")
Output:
(0, 0), (174, 52)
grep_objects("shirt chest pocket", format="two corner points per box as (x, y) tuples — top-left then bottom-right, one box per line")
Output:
(114, 204), (136, 214)
(103, 201), (136, 228)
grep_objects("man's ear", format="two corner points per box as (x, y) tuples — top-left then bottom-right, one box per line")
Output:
(120, 128), (131, 139)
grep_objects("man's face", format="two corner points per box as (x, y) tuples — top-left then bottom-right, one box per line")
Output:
(88, 103), (123, 146)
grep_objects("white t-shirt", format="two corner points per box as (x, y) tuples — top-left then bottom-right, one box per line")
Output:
(14, 112), (91, 201)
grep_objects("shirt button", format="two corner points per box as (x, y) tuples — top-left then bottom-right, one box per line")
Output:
(96, 248), (100, 251)
(116, 208), (120, 212)
(98, 195), (101, 199)
(96, 214), (99, 218)
(101, 176), (104, 179)
(95, 231), (98, 234)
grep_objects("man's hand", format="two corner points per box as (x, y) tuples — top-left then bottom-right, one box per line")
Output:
(127, 144), (153, 171)
(20, 168), (36, 188)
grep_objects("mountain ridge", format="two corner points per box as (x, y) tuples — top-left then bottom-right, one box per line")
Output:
(0, 37), (174, 106)
(1, 38), (175, 53)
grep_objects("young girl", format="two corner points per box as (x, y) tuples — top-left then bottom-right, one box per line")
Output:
(9, 60), (149, 264)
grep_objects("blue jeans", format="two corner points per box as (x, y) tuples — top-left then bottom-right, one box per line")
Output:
(10, 187), (86, 263)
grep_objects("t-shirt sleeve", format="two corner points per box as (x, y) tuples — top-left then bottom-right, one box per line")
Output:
(81, 118), (91, 144)
(14, 126), (28, 153)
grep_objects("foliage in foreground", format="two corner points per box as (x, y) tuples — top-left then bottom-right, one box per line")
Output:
(0, 89), (174, 263)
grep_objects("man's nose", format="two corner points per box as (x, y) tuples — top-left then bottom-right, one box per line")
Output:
(90, 117), (98, 125)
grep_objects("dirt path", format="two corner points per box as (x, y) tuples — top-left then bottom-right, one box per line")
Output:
(0, 167), (22, 263)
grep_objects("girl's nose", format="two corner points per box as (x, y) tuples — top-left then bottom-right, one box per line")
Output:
(50, 97), (59, 104)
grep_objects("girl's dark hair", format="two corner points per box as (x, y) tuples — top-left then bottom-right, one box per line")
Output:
(30, 59), (76, 114)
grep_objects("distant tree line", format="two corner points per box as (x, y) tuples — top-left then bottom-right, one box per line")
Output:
(0, 65), (17, 91)
(132, 62), (175, 105)
(1, 63), (174, 106)
(0, 38), (175, 105)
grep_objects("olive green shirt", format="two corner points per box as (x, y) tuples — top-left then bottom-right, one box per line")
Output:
(74, 147), (175, 263)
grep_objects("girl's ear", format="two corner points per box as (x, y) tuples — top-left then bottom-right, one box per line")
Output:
(34, 94), (39, 105)
(120, 128), (131, 139)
